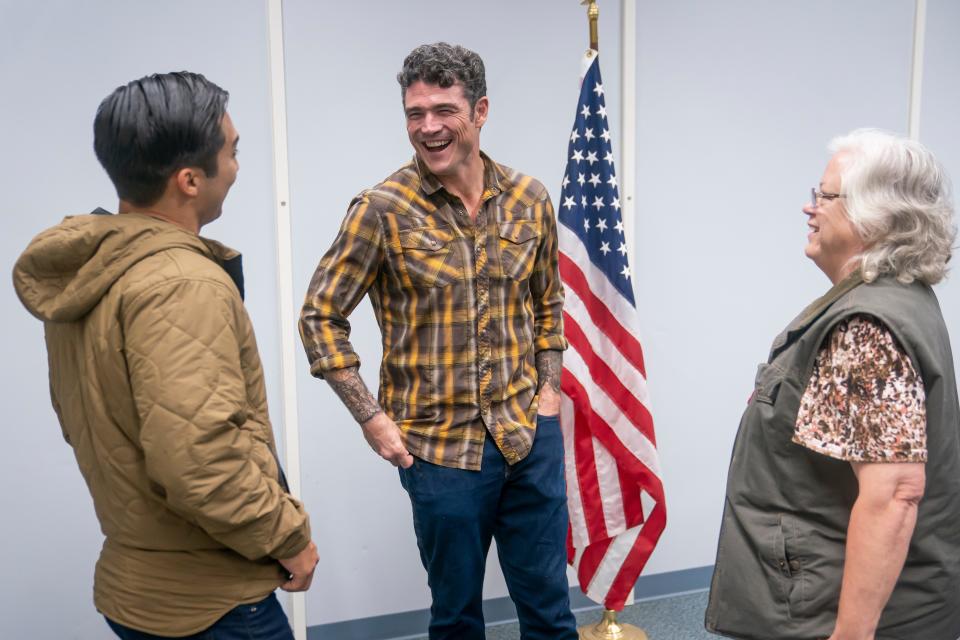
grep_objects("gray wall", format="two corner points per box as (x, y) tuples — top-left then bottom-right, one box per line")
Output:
(1, 1), (957, 638)
(923, 0), (960, 336)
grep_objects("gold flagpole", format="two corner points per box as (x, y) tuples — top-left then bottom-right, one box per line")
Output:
(575, 2), (648, 639)
(586, 0), (599, 51)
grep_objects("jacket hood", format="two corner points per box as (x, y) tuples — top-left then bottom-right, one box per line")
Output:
(13, 213), (237, 322)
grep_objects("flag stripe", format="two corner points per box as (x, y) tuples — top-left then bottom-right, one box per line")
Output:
(563, 377), (611, 544)
(617, 464), (644, 531)
(574, 535), (615, 595)
(562, 278), (652, 420)
(564, 313), (657, 446)
(584, 525), (642, 603)
(604, 502), (667, 606)
(593, 430), (627, 535)
(561, 364), (662, 508)
(558, 247), (646, 376)
(561, 395), (590, 547)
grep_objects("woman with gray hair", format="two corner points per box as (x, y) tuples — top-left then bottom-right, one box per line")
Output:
(706, 129), (960, 639)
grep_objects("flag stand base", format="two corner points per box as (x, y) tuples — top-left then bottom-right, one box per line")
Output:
(578, 609), (649, 640)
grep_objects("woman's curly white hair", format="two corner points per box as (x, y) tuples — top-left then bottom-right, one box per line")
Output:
(831, 128), (955, 285)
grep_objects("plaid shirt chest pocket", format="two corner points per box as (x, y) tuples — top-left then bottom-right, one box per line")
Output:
(398, 226), (462, 287)
(497, 220), (540, 281)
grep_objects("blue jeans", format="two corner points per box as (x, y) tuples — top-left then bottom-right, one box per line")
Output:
(398, 414), (578, 640)
(105, 592), (293, 640)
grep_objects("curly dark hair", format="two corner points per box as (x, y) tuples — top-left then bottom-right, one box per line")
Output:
(397, 42), (486, 111)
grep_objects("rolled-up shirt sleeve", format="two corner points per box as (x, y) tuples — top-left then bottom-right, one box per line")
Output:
(299, 194), (384, 378)
(529, 188), (568, 353)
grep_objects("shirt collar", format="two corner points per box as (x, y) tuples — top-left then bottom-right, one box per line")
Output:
(414, 151), (507, 199)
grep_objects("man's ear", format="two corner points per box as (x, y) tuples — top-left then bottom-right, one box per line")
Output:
(473, 96), (489, 128)
(172, 167), (201, 198)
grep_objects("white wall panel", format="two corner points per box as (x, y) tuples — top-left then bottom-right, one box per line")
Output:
(921, 0), (960, 378)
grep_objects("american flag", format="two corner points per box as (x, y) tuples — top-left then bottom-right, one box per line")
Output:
(557, 51), (667, 610)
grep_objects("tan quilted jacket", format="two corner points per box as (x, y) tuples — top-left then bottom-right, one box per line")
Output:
(14, 213), (311, 636)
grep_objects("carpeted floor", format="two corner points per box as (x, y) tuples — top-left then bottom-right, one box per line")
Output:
(407, 589), (714, 640)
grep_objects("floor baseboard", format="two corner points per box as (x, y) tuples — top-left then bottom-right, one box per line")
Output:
(308, 565), (713, 640)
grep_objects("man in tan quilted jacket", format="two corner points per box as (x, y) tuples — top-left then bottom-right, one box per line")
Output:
(13, 72), (317, 640)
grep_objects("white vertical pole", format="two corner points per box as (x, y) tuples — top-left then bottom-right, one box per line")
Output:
(620, 0), (639, 604)
(908, 0), (927, 140)
(620, 0), (637, 272)
(265, 1), (307, 639)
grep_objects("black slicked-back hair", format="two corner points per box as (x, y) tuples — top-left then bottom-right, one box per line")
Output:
(397, 42), (486, 111)
(93, 72), (229, 207)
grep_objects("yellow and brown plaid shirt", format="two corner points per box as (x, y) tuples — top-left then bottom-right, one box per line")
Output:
(300, 153), (566, 470)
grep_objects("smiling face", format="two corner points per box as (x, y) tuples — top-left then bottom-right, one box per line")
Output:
(196, 112), (239, 227)
(403, 80), (487, 182)
(803, 151), (865, 283)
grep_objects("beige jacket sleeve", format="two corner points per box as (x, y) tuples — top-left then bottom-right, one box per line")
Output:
(123, 276), (310, 560)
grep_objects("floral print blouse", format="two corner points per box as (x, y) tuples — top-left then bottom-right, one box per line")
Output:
(793, 314), (927, 462)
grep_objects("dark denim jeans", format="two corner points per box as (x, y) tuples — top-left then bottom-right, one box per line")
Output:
(398, 414), (578, 640)
(105, 592), (293, 640)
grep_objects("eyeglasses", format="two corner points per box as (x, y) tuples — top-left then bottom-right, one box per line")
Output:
(811, 188), (845, 208)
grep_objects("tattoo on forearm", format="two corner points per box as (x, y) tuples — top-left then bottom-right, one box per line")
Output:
(536, 350), (563, 394)
(326, 367), (383, 424)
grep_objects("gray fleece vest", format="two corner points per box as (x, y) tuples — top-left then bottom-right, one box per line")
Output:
(705, 274), (960, 640)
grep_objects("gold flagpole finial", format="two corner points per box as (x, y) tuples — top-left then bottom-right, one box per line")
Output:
(580, 0), (599, 51)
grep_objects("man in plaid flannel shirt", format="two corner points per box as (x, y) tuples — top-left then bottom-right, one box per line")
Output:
(299, 42), (578, 640)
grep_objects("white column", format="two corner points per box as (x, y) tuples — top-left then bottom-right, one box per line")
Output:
(908, 0), (927, 140)
(265, 1), (307, 638)
(621, 0), (638, 605)
(620, 0), (638, 274)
